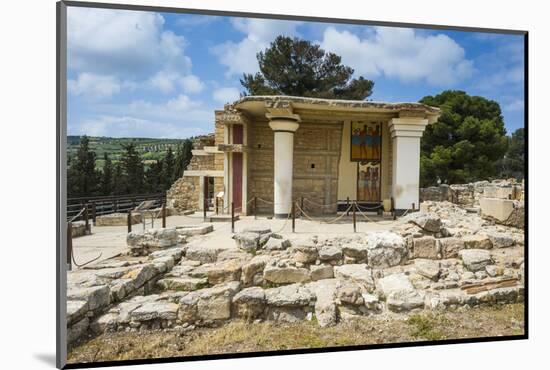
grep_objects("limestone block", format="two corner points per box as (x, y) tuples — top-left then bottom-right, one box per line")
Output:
(365, 232), (408, 268)
(263, 264), (310, 284)
(412, 236), (439, 259)
(439, 237), (465, 258)
(463, 234), (493, 249)
(310, 264), (334, 281)
(459, 249), (493, 272)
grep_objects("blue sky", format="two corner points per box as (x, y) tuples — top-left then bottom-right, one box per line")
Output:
(67, 7), (525, 139)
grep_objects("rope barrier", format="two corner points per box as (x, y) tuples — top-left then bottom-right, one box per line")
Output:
(355, 203), (383, 211)
(271, 209), (293, 234)
(72, 250), (103, 268)
(68, 207), (86, 223)
(355, 205), (408, 225)
(295, 203), (354, 224)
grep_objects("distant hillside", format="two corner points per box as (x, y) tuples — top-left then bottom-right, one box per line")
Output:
(67, 136), (192, 169)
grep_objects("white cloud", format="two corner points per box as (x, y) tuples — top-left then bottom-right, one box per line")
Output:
(73, 115), (206, 139)
(70, 94), (214, 138)
(320, 26), (474, 86)
(68, 7), (201, 95)
(212, 18), (300, 77)
(180, 75), (205, 94)
(68, 8), (173, 76)
(149, 70), (177, 93)
(212, 87), (240, 104)
(104, 94), (206, 122)
(68, 73), (122, 98)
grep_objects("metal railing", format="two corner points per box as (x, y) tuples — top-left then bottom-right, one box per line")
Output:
(67, 193), (166, 222)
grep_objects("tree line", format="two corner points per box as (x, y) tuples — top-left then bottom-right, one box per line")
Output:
(67, 136), (193, 198)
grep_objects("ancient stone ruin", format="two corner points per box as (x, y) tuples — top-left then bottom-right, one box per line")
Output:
(420, 179), (524, 229)
(67, 198), (524, 347)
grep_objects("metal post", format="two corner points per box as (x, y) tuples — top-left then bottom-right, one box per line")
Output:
(215, 197), (219, 215)
(300, 196), (304, 218)
(127, 211), (132, 233)
(292, 201), (295, 233)
(231, 202), (235, 233)
(203, 197), (207, 221)
(67, 222), (73, 271)
(162, 202), (166, 228)
(92, 202), (97, 225)
(346, 196), (350, 216)
(254, 196), (257, 219)
(412, 202), (415, 211)
(352, 202), (356, 233)
(84, 204), (90, 234)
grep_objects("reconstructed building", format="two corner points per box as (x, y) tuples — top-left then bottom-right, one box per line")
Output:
(168, 96), (440, 216)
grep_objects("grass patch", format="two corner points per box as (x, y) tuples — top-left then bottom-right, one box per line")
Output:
(407, 313), (449, 341)
(68, 303), (525, 364)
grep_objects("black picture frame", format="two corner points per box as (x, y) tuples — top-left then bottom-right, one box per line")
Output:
(56, 2), (529, 369)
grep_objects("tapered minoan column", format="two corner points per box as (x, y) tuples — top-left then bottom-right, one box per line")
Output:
(389, 117), (429, 212)
(267, 111), (300, 218)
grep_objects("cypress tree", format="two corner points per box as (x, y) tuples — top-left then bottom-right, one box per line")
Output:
(161, 147), (176, 190)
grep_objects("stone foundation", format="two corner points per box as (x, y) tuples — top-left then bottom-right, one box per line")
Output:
(75, 203), (523, 343)
(96, 213), (141, 226)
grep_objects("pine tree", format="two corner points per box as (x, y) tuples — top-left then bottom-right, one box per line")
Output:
(111, 162), (125, 195)
(145, 159), (163, 193)
(68, 136), (100, 197)
(120, 143), (144, 194)
(419, 91), (508, 186)
(100, 153), (113, 195)
(241, 36), (374, 100)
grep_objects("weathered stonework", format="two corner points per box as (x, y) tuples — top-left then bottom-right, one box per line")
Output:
(167, 135), (218, 213)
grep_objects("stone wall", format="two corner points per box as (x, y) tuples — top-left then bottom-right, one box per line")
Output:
(293, 122), (342, 215)
(420, 179), (524, 207)
(167, 135), (216, 213)
(247, 120), (274, 214)
(247, 121), (342, 215)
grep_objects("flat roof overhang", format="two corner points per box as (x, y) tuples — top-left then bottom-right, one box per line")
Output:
(229, 95), (440, 124)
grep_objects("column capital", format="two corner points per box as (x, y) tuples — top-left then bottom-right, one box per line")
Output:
(268, 119), (300, 133)
(388, 117), (429, 138)
(265, 104), (301, 124)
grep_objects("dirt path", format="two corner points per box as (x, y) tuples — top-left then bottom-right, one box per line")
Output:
(68, 303), (524, 364)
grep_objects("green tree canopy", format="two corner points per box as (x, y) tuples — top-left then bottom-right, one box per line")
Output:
(174, 139), (193, 179)
(241, 36), (374, 100)
(161, 147), (175, 190)
(67, 136), (100, 197)
(419, 90), (508, 186)
(498, 128), (524, 180)
(100, 153), (113, 195)
(120, 143), (145, 194)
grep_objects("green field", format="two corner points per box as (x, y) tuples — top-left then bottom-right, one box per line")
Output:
(67, 136), (189, 169)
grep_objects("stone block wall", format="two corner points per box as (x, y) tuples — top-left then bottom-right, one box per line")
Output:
(420, 179), (524, 208)
(248, 121), (274, 214)
(167, 135), (217, 213)
(247, 121), (342, 215)
(167, 176), (200, 213)
(293, 122), (342, 215)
